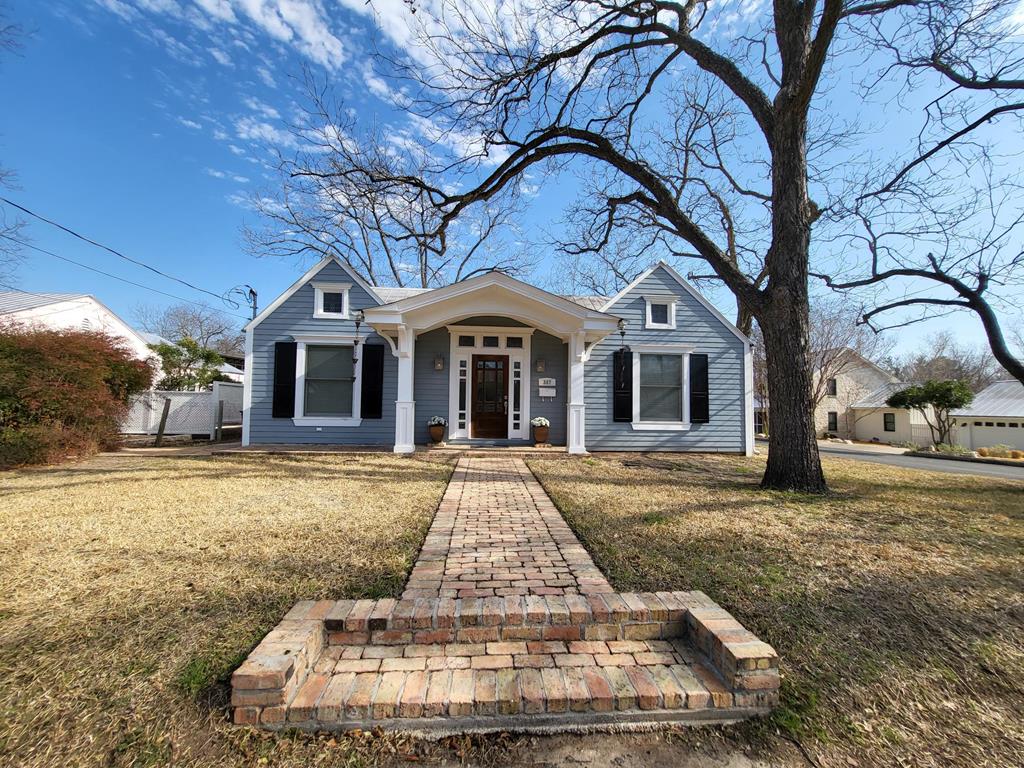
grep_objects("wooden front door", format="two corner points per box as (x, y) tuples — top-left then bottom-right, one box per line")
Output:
(471, 355), (508, 439)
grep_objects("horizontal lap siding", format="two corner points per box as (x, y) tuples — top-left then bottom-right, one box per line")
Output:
(414, 328), (450, 444)
(585, 267), (746, 453)
(530, 331), (568, 445)
(249, 261), (396, 445)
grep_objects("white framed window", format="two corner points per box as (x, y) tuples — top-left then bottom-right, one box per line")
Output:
(645, 298), (676, 329)
(630, 344), (692, 431)
(313, 282), (351, 319)
(293, 335), (362, 426)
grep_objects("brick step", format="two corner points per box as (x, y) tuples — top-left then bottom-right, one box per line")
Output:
(287, 591), (718, 646)
(232, 593), (780, 733)
(233, 638), (778, 731)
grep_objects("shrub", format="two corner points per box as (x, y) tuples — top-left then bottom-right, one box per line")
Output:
(977, 447), (990, 457)
(1012, 450), (1024, 460)
(983, 444), (1015, 458)
(933, 443), (971, 456)
(0, 323), (153, 468)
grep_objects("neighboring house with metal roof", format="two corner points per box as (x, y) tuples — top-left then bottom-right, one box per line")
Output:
(0, 291), (156, 364)
(952, 380), (1024, 451)
(813, 349), (899, 439)
(848, 381), (935, 446)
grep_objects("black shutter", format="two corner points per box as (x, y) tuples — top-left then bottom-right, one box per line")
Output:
(612, 349), (632, 422)
(690, 353), (709, 423)
(271, 341), (297, 418)
(360, 344), (385, 419)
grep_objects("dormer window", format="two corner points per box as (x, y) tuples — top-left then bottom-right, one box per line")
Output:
(313, 282), (351, 319)
(645, 298), (676, 329)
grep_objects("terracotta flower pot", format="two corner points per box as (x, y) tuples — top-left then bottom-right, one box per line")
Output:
(533, 425), (550, 445)
(428, 424), (445, 444)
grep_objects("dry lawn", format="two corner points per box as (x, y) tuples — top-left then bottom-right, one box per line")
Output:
(0, 453), (458, 768)
(528, 454), (1024, 768)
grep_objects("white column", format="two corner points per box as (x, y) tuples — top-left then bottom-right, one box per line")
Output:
(394, 324), (416, 454)
(567, 331), (587, 454)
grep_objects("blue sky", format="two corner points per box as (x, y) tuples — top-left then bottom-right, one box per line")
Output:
(0, 0), (1004, 352)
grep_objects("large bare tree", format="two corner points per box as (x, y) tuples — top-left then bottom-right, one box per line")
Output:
(257, 0), (1018, 491)
(814, 0), (1024, 386)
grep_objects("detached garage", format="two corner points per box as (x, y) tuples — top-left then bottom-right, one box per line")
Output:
(953, 380), (1024, 451)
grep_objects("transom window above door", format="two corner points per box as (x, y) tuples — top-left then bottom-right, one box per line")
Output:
(313, 282), (351, 319)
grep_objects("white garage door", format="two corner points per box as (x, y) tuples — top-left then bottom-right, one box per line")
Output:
(959, 420), (1024, 451)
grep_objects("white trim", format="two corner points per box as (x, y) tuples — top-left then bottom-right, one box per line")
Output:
(744, 340), (754, 456)
(630, 344), (694, 432)
(293, 336), (363, 427)
(313, 282), (351, 319)
(644, 297), (677, 329)
(244, 256), (384, 331)
(241, 327), (253, 446)
(600, 261), (750, 345)
(446, 329), (532, 441)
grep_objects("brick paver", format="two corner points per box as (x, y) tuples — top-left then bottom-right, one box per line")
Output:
(231, 456), (781, 732)
(404, 457), (613, 599)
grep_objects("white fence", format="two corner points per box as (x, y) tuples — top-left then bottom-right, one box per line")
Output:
(124, 382), (243, 438)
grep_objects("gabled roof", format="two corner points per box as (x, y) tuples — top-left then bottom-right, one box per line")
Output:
(832, 347), (899, 383)
(850, 381), (912, 409)
(952, 380), (1024, 418)
(599, 261), (750, 345)
(0, 291), (89, 314)
(244, 256), (384, 331)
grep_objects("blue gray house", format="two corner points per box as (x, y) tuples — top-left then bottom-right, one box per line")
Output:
(242, 257), (754, 454)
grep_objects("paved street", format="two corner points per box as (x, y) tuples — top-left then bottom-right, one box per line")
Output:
(815, 442), (1024, 481)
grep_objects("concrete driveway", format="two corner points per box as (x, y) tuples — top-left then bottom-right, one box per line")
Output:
(814, 440), (1024, 481)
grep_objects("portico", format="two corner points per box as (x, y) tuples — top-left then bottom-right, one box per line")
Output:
(363, 272), (620, 455)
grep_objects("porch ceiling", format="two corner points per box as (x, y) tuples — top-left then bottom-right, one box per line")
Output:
(363, 272), (621, 343)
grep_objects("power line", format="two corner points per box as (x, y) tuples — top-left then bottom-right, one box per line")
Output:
(0, 196), (233, 304)
(0, 234), (250, 321)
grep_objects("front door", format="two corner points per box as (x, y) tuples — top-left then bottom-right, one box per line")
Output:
(471, 355), (508, 439)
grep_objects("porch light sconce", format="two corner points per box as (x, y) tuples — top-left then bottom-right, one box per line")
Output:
(535, 358), (545, 373)
(617, 318), (630, 352)
(434, 355), (445, 371)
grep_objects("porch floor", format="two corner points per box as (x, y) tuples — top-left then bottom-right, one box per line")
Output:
(231, 457), (779, 734)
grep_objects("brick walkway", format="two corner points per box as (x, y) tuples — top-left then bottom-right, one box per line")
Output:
(232, 456), (780, 733)
(404, 458), (612, 599)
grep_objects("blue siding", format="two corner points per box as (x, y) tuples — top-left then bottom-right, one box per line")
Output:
(248, 261), (395, 445)
(584, 266), (747, 453)
(530, 331), (568, 445)
(413, 328), (450, 444)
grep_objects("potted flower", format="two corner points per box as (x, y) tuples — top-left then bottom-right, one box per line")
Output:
(531, 416), (550, 445)
(427, 416), (447, 444)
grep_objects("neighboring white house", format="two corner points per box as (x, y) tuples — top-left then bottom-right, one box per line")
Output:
(848, 381), (935, 445)
(0, 291), (155, 364)
(139, 332), (244, 383)
(813, 349), (899, 438)
(754, 348), (901, 439)
(952, 380), (1024, 451)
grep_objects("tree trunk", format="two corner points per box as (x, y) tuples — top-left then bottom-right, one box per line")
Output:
(760, 301), (827, 492)
(757, 98), (828, 492)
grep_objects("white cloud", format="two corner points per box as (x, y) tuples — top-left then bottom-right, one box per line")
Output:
(242, 95), (281, 119)
(235, 115), (297, 148)
(95, 0), (348, 69)
(232, 174), (250, 183)
(210, 47), (233, 66)
(255, 64), (276, 88)
(205, 167), (227, 178)
(213, 128), (230, 140)
(228, 144), (246, 155)
(177, 116), (203, 129)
